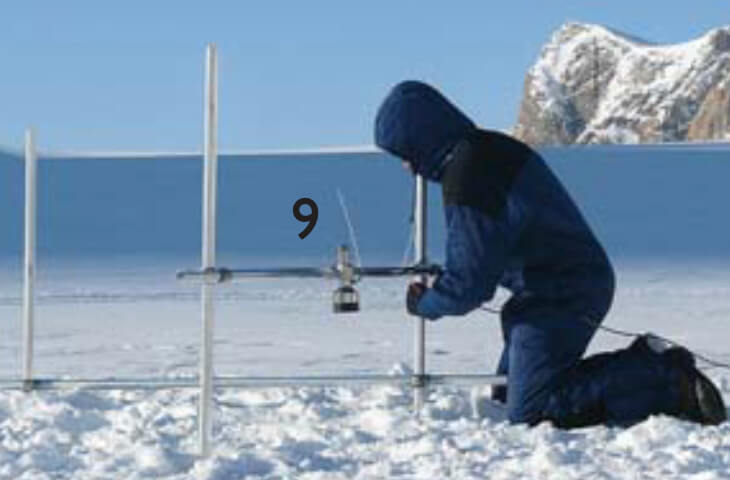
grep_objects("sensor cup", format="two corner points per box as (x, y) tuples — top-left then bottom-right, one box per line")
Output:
(333, 245), (360, 313)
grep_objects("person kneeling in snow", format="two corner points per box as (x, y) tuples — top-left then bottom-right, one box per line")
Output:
(374, 80), (726, 428)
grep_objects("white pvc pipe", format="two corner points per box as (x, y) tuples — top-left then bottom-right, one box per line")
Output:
(22, 128), (37, 391)
(34, 140), (730, 161)
(39, 144), (381, 160)
(0, 374), (507, 392)
(413, 174), (427, 410)
(199, 44), (218, 457)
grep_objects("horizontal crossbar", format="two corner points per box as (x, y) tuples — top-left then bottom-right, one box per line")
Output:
(176, 264), (443, 283)
(0, 374), (507, 392)
(5, 141), (730, 162)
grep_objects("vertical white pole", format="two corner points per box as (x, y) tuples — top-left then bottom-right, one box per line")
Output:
(413, 174), (427, 410)
(200, 44), (218, 457)
(22, 128), (37, 392)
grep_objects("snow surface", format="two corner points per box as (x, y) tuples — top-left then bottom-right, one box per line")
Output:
(1, 378), (728, 479)
(0, 263), (729, 479)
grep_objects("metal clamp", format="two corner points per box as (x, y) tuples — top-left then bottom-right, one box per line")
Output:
(410, 374), (430, 388)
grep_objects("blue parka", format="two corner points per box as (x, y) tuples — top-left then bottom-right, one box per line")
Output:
(375, 81), (615, 321)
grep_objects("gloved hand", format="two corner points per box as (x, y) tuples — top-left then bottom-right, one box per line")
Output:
(406, 282), (427, 315)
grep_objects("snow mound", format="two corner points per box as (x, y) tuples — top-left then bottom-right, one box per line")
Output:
(0, 381), (728, 478)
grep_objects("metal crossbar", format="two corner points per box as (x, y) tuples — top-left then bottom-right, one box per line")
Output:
(0, 374), (507, 392)
(176, 264), (443, 283)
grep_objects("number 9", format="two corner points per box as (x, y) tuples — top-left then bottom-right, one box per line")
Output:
(293, 197), (318, 239)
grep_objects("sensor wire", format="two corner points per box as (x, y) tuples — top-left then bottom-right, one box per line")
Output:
(478, 305), (730, 372)
(336, 188), (363, 268)
(401, 182), (416, 267)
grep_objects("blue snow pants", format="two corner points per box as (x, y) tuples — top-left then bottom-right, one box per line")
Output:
(492, 293), (684, 428)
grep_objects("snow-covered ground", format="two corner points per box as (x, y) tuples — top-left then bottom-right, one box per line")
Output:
(0, 261), (729, 479)
(2, 378), (728, 479)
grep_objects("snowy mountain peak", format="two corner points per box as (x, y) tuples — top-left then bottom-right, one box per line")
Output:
(513, 23), (730, 145)
(553, 22), (654, 49)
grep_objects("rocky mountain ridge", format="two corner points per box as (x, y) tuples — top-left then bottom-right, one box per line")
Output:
(513, 23), (730, 145)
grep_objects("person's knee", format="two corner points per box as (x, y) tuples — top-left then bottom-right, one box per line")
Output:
(507, 406), (530, 424)
(507, 405), (544, 426)
(508, 390), (608, 429)
(506, 391), (550, 425)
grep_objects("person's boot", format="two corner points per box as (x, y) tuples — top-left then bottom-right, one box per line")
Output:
(677, 366), (727, 425)
(642, 334), (726, 425)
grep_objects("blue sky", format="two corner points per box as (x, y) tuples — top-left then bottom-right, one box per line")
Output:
(1, 1), (728, 152)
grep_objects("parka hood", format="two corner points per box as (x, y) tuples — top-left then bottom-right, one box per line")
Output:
(374, 81), (476, 181)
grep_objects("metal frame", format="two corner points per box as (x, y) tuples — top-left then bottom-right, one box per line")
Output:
(178, 168), (446, 452)
(12, 45), (508, 458)
(199, 43), (218, 457)
(22, 128), (37, 392)
(413, 173), (428, 410)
